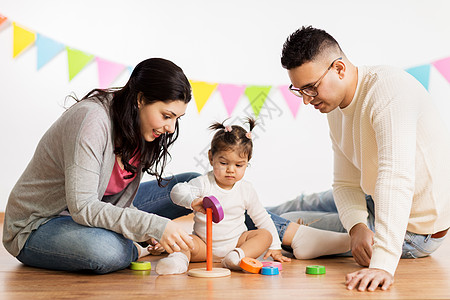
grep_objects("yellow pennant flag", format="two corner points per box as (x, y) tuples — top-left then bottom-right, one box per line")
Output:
(13, 22), (36, 58)
(190, 80), (218, 113)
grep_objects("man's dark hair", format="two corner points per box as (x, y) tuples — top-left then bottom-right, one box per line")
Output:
(281, 26), (342, 70)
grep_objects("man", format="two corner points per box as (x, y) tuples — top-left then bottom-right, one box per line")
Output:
(280, 26), (450, 291)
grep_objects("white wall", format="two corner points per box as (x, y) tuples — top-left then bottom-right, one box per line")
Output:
(1, 0), (450, 211)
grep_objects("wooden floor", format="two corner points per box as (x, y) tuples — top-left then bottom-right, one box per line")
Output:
(1, 213), (450, 299)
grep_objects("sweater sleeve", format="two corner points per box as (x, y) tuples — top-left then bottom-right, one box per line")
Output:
(369, 84), (418, 275)
(64, 105), (168, 243)
(245, 184), (282, 250)
(170, 175), (206, 209)
(331, 134), (369, 231)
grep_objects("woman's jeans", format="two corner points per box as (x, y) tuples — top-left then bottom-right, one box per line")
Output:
(16, 172), (200, 274)
(260, 190), (447, 259)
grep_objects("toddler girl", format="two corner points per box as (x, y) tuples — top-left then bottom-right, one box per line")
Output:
(156, 118), (290, 275)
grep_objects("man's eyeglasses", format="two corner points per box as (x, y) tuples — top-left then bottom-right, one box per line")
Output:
(289, 57), (342, 98)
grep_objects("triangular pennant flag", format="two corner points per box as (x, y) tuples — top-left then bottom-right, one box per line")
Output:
(279, 85), (301, 118)
(13, 22), (36, 58)
(190, 80), (218, 113)
(244, 85), (272, 117)
(432, 57), (450, 84)
(217, 84), (246, 116)
(66, 46), (95, 81)
(96, 57), (126, 88)
(36, 34), (65, 70)
(0, 14), (7, 27)
(406, 64), (431, 90)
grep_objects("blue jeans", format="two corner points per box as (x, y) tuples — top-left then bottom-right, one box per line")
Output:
(265, 189), (447, 259)
(17, 172), (200, 274)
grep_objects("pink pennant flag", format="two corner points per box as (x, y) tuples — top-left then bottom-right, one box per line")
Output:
(432, 57), (450, 84)
(279, 85), (301, 118)
(217, 84), (246, 116)
(96, 57), (126, 89)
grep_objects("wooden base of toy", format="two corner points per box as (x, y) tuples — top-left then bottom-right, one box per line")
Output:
(188, 267), (231, 278)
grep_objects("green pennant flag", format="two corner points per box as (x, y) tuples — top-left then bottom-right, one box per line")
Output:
(244, 85), (272, 117)
(66, 46), (95, 81)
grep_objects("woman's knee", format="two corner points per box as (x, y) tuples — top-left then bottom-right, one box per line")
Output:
(81, 235), (135, 274)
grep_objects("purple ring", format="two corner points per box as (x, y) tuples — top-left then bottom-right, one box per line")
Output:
(202, 196), (224, 223)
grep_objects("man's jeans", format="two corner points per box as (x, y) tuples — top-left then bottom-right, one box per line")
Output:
(263, 190), (447, 259)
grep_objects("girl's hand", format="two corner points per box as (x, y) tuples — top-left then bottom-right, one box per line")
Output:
(191, 197), (206, 214)
(160, 220), (195, 253)
(263, 249), (291, 262)
(145, 238), (165, 255)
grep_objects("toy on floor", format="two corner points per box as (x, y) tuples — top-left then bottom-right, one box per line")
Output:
(130, 261), (151, 271)
(188, 196), (231, 278)
(240, 258), (281, 275)
(305, 265), (326, 275)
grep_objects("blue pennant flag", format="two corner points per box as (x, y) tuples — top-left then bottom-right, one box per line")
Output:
(406, 64), (431, 91)
(37, 33), (65, 70)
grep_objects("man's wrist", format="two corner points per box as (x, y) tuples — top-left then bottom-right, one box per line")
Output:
(349, 223), (368, 236)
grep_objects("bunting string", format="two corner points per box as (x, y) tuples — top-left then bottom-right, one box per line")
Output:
(2, 13), (450, 118)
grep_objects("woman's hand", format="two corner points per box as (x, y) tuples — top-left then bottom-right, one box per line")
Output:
(263, 249), (291, 262)
(159, 220), (195, 253)
(191, 197), (206, 214)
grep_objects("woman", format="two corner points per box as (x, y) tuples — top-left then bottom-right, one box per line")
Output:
(3, 58), (198, 274)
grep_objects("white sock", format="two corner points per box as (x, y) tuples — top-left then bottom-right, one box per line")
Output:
(291, 225), (351, 259)
(155, 252), (189, 275)
(221, 248), (245, 270)
(134, 242), (151, 258)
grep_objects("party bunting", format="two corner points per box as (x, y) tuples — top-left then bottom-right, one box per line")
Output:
(36, 34), (65, 70)
(244, 86), (272, 117)
(279, 85), (301, 118)
(217, 84), (246, 117)
(2, 14), (450, 119)
(96, 57), (126, 88)
(66, 46), (95, 81)
(190, 80), (218, 113)
(433, 57), (450, 84)
(13, 22), (36, 58)
(406, 64), (431, 90)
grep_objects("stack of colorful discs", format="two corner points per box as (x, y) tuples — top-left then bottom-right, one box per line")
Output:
(305, 265), (325, 275)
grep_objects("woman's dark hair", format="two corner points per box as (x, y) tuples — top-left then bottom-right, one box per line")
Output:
(281, 26), (343, 70)
(209, 118), (256, 161)
(78, 58), (191, 186)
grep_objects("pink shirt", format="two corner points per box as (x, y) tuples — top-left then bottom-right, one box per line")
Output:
(104, 154), (140, 196)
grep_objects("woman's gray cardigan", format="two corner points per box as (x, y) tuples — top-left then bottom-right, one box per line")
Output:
(3, 98), (168, 256)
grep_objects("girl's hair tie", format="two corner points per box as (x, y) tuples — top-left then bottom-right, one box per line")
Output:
(245, 132), (252, 140)
(224, 126), (233, 133)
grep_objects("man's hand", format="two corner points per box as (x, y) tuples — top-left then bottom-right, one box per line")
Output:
(346, 268), (394, 291)
(349, 223), (374, 266)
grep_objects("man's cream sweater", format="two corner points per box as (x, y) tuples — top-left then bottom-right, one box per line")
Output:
(328, 65), (450, 275)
